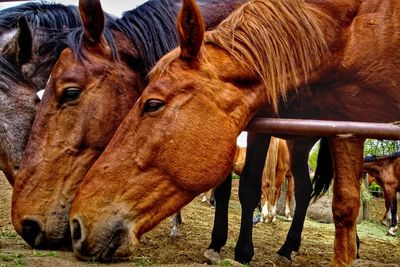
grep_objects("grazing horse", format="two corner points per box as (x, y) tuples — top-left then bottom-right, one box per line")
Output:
(363, 153), (400, 236)
(10, 0), (321, 263)
(12, 0), (248, 249)
(0, 2), (82, 184)
(231, 139), (295, 223)
(69, 0), (400, 266)
(260, 137), (294, 223)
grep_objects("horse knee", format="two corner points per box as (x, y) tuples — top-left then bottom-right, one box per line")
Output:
(332, 196), (360, 226)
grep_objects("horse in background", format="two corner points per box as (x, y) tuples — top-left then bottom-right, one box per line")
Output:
(233, 138), (294, 223)
(260, 137), (294, 223)
(0, 2), (82, 184)
(69, 0), (400, 265)
(363, 153), (400, 236)
(12, 0), (248, 249)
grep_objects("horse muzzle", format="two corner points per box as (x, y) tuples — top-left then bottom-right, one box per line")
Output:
(71, 214), (137, 261)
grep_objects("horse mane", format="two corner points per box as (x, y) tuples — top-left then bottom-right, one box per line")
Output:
(0, 1), (82, 91)
(206, 0), (332, 111)
(0, 56), (36, 91)
(66, 0), (179, 72)
(153, 0), (332, 111)
(116, 0), (179, 71)
(0, 1), (81, 35)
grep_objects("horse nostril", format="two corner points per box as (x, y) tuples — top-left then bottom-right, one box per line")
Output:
(21, 218), (43, 247)
(71, 216), (87, 253)
(71, 219), (81, 241)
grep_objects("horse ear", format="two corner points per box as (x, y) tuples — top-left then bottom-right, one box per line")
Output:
(177, 0), (205, 60)
(3, 16), (32, 68)
(79, 0), (104, 43)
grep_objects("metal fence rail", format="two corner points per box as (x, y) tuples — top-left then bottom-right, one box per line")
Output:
(246, 118), (400, 140)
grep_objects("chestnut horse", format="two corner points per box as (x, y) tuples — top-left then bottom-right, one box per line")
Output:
(260, 137), (294, 223)
(13, 0), (247, 249)
(11, 0), (323, 263)
(69, 0), (400, 265)
(0, 2), (82, 184)
(233, 139), (294, 223)
(363, 153), (400, 236)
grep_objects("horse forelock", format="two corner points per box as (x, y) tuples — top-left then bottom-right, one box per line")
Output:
(203, 0), (332, 111)
(115, 0), (179, 72)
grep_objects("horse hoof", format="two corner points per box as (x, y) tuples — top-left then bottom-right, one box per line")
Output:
(204, 249), (221, 264)
(273, 254), (292, 267)
(253, 214), (261, 225)
(169, 227), (181, 239)
(388, 226), (398, 236)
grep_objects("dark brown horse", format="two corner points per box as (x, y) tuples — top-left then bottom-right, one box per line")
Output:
(363, 153), (400, 236)
(0, 2), (82, 184)
(69, 0), (400, 265)
(12, 0), (247, 249)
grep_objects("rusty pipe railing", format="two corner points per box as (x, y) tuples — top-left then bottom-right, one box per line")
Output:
(245, 118), (400, 140)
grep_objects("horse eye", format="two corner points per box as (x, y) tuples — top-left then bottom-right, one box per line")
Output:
(143, 99), (165, 113)
(61, 87), (81, 103)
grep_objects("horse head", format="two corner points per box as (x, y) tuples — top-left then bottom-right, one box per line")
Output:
(12, 0), (141, 249)
(69, 0), (249, 260)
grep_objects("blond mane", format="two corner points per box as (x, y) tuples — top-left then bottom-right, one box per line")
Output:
(152, 0), (331, 110)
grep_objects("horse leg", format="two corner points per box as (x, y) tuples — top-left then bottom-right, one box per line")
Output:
(260, 173), (270, 223)
(268, 169), (285, 223)
(235, 133), (270, 264)
(204, 173), (232, 263)
(170, 211), (183, 238)
(277, 137), (317, 261)
(285, 173), (294, 221)
(330, 137), (363, 266)
(200, 192), (208, 203)
(209, 187), (216, 208)
(385, 188), (398, 236)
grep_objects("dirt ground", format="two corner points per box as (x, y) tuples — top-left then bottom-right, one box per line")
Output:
(1, 172), (399, 267)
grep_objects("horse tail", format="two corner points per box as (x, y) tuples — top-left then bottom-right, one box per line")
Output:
(311, 137), (334, 201)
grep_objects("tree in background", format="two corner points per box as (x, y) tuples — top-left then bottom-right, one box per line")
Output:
(364, 139), (400, 156)
(308, 139), (400, 172)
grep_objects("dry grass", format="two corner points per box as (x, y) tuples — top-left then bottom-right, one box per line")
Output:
(0, 172), (399, 266)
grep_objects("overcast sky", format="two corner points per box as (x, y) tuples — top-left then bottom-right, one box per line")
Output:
(0, 1), (148, 17)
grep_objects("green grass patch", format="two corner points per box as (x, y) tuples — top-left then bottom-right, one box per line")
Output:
(0, 253), (24, 266)
(32, 250), (57, 257)
(0, 230), (18, 239)
(358, 220), (399, 242)
(130, 256), (151, 266)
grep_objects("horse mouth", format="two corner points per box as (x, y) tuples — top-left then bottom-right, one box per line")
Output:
(73, 220), (130, 262)
(98, 228), (127, 261)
